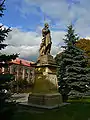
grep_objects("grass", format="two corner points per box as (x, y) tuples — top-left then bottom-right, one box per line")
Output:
(67, 96), (90, 103)
(11, 98), (90, 120)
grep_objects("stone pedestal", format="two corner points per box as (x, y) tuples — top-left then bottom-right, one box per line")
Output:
(36, 54), (58, 87)
(28, 93), (62, 107)
(37, 54), (56, 66)
(28, 54), (62, 108)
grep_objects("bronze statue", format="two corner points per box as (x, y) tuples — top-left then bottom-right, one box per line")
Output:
(39, 23), (52, 56)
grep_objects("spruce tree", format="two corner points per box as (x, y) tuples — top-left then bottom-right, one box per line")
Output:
(0, 0), (18, 115)
(56, 25), (90, 99)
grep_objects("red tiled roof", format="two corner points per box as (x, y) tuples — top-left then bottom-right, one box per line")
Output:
(9, 58), (35, 67)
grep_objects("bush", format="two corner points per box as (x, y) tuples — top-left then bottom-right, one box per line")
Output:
(11, 79), (33, 93)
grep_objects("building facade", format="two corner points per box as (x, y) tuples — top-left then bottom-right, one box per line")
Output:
(0, 58), (35, 84)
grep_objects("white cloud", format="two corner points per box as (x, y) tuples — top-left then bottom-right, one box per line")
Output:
(1, 27), (65, 61)
(51, 31), (65, 46)
(20, 0), (90, 37)
(3, 28), (41, 46)
(4, 0), (90, 61)
(85, 37), (90, 40)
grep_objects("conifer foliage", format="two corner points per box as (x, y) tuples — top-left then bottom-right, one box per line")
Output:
(0, 0), (18, 114)
(56, 25), (90, 99)
(0, 0), (18, 89)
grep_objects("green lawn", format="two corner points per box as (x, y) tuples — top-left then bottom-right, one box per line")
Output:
(12, 101), (90, 120)
(68, 96), (90, 103)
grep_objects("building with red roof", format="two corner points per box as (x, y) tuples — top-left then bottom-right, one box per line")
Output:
(0, 58), (35, 84)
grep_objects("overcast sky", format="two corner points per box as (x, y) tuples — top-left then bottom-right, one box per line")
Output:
(1, 0), (90, 61)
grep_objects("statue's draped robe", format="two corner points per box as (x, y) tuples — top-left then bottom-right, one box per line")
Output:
(39, 27), (52, 56)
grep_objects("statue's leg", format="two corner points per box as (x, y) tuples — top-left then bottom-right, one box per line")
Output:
(46, 48), (49, 55)
(46, 44), (51, 55)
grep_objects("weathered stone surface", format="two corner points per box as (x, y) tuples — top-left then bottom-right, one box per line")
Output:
(28, 54), (63, 106)
(28, 93), (62, 106)
(35, 54), (58, 87)
(37, 54), (56, 66)
(32, 76), (58, 93)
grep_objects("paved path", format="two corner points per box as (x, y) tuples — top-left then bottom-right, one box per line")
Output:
(11, 93), (29, 103)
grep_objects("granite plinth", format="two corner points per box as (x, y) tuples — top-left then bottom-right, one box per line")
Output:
(29, 54), (62, 107)
(28, 93), (62, 107)
(37, 54), (56, 66)
(35, 54), (58, 87)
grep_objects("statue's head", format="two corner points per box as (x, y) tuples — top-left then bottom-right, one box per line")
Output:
(44, 23), (49, 28)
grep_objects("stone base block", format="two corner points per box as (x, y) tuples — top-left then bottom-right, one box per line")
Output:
(37, 54), (56, 66)
(28, 93), (62, 106)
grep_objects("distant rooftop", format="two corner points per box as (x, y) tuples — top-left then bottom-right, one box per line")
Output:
(9, 58), (35, 67)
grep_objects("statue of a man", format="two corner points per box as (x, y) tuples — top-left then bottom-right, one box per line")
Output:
(39, 23), (52, 56)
